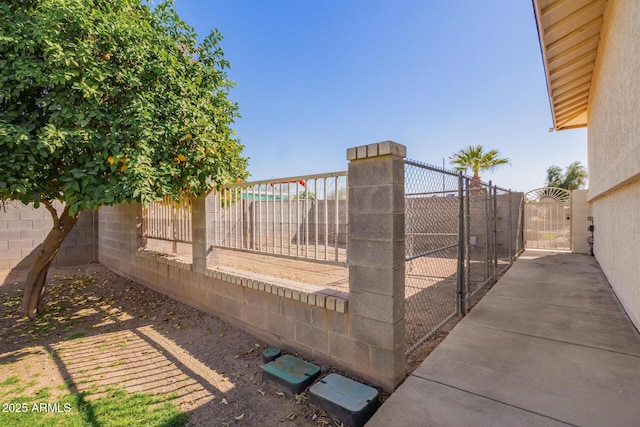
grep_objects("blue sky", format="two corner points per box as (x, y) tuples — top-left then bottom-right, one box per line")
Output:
(172, 0), (587, 192)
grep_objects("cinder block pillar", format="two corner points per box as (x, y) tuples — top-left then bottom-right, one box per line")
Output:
(136, 203), (146, 250)
(347, 141), (406, 392)
(192, 193), (216, 273)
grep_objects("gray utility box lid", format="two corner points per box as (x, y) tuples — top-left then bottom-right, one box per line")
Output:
(310, 373), (379, 427)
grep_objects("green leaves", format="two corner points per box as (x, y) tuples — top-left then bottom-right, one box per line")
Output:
(449, 145), (510, 180)
(545, 162), (587, 190)
(0, 0), (247, 214)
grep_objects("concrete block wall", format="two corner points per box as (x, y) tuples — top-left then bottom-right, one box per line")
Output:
(466, 191), (490, 260)
(303, 200), (347, 245)
(405, 190), (523, 262)
(468, 192), (523, 260)
(494, 192), (525, 257)
(346, 141), (407, 390)
(215, 199), (347, 248)
(98, 142), (409, 392)
(405, 197), (458, 258)
(0, 201), (98, 271)
(99, 202), (360, 385)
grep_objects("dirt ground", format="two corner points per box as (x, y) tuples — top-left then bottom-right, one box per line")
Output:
(0, 258), (500, 426)
(0, 264), (407, 426)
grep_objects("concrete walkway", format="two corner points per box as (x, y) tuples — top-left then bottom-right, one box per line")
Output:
(368, 250), (640, 427)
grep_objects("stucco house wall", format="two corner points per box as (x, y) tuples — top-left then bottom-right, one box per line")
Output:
(570, 190), (591, 255)
(588, 0), (640, 330)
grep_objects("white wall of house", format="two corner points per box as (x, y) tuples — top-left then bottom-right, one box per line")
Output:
(588, 0), (640, 330)
(570, 190), (591, 255)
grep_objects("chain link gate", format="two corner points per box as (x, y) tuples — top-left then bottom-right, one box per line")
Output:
(404, 160), (461, 356)
(404, 159), (524, 357)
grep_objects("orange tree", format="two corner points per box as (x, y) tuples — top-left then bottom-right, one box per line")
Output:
(0, 0), (248, 318)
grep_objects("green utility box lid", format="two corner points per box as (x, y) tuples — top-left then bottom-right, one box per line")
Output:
(262, 347), (282, 363)
(310, 373), (379, 427)
(262, 354), (320, 394)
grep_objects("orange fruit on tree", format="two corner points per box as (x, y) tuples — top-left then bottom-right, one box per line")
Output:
(102, 54), (110, 61)
(177, 154), (186, 162)
(107, 156), (115, 164)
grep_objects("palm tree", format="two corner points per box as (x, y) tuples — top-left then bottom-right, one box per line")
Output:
(545, 161), (587, 190)
(449, 145), (510, 182)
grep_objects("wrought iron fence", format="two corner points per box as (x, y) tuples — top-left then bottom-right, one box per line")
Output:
(524, 187), (572, 251)
(404, 159), (524, 356)
(210, 172), (348, 265)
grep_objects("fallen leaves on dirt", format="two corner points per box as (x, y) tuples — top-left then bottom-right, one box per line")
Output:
(0, 264), (367, 426)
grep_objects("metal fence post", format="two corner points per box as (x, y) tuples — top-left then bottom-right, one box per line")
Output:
(171, 206), (177, 254)
(457, 172), (466, 316)
(520, 195), (525, 253)
(485, 181), (491, 282)
(137, 203), (147, 250)
(508, 190), (513, 265)
(492, 184), (498, 283)
(464, 177), (471, 306)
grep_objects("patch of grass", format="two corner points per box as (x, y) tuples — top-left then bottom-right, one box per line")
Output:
(0, 388), (189, 427)
(13, 380), (37, 395)
(84, 389), (188, 426)
(0, 376), (20, 387)
(107, 360), (123, 368)
(0, 379), (37, 398)
(67, 332), (85, 340)
(34, 387), (51, 399)
(0, 394), (79, 427)
(62, 377), (74, 389)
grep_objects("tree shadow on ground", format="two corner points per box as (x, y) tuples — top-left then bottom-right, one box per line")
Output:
(0, 263), (332, 426)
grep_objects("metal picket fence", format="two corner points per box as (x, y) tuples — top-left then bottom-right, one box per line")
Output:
(210, 172), (348, 265)
(404, 159), (524, 356)
(141, 196), (192, 252)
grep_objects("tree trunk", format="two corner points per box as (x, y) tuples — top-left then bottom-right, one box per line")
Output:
(470, 172), (483, 191)
(21, 202), (80, 319)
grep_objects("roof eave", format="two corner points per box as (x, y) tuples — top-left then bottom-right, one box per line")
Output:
(532, 0), (606, 131)
(532, 0), (561, 130)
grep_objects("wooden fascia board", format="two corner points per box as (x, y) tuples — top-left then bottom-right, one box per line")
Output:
(532, 0), (559, 130)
